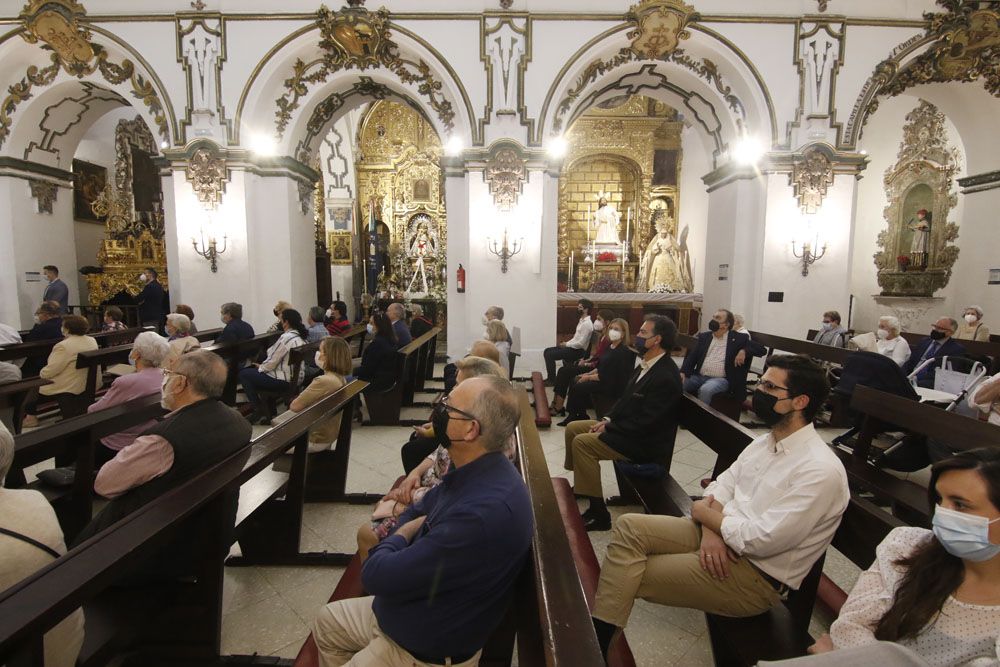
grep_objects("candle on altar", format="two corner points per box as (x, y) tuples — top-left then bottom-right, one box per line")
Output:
(626, 207), (631, 251)
(568, 252), (574, 289)
(586, 205), (591, 245)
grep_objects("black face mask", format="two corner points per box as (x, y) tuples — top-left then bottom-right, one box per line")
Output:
(752, 390), (794, 427)
(708, 320), (720, 332)
(929, 329), (946, 340)
(431, 403), (454, 449)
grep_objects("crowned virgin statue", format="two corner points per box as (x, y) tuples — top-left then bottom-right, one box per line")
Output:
(637, 212), (693, 293)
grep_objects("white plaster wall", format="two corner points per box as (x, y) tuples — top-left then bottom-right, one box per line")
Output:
(678, 126), (712, 294)
(757, 172), (856, 337)
(0, 177), (78, 328)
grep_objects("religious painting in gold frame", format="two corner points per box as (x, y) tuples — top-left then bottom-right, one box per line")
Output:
(73, 159), (108, 223)
(328, 231), (352, 265)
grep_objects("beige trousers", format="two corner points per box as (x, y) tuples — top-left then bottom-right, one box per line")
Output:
(311, 595), (482, 667)
(563, 419), (626, 499)
(592, 514), (781, 627)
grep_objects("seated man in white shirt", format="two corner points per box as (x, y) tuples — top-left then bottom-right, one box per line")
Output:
(543, 298), (594, 385)
(590, 354), (850, 659)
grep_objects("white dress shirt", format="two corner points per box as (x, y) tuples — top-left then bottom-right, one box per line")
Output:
(566, 315), (595, 350)
(703, 422), (849, 589)
(636, 350), (666, 382)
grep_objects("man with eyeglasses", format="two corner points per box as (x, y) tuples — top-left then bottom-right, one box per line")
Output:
(75, 351), (251, 556)
(901, 316), (966, 388)
(311, 376), (532, 667)
(590, 354), (849, 661)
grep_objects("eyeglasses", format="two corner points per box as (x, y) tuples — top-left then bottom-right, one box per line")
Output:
(757, 379), (790, 393)
(433, 395), (482, 431)
(161, 369), (187, 379)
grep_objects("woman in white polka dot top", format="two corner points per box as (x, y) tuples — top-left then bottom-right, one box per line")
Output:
(809, 448), (1000, 667)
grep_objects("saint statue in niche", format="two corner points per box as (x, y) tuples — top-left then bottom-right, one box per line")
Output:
(637, 211), (693, 293)
(592, 195), (621, 244)
(407, 223), (434, 294)
(908, 208), (931, 270)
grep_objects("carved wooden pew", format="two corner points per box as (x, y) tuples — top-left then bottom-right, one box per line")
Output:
(199, 331), (282, 405)
(0, 381), (366, 667)
(364, 327), (440, 425)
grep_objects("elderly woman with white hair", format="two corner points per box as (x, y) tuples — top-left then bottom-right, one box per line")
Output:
(852, 315), (910, 366)
(87, 331), (172, 465)
(164, 312), (200, 367)
(0, 421), (85, 666)
(957, 305), (991, 342)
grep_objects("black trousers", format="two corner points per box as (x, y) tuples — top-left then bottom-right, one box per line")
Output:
(401, 434), (439, 474)
(554, 362), (589, 399)
(543, 346), (586, 382)
(566, 378), (607, 416)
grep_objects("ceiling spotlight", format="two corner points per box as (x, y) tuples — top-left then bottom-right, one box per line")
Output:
(250, 133), (278, 157)
(860, 149), (868, 155)
(547, 135), (568, 158)
(732, 136), (764, 166)
(445, 136), (464, 157)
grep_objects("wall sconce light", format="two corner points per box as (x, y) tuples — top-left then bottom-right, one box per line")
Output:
(791, 238), (826, 276)
(193, 227), (227, 273)
(487, 228), (522, 273)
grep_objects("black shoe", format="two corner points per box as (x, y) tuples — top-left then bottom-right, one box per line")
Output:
(557, 413), (587, 427)
(583, 513), (612, 531)
(544, 379), (555, 387)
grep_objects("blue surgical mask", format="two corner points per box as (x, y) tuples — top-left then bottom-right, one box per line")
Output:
(366, 323), (375, 335)
(932, 505), (1000, 562)
(634, 334), (648, 350)
(821, 322), (832, 331)
(128, 354), (137, 367)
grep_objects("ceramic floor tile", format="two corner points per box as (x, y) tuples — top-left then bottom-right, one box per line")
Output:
(280, 568), (347, 626)
(666, 460), (713, 486)
(624, 600), (701, 665)
(221, 593), (310, 657)
(222, 565), (279, 615)
(271, 639), (306, 659)
(256, 564), (333, 592)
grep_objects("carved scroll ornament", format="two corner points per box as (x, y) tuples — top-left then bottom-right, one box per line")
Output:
(790, 145), (834, 214)
(485, 146), (527, 211)
(186, 147), (228, 210)
(626, 0), (698, 60)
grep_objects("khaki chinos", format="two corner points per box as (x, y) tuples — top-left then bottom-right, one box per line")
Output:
(563, 419), (626, 498)
(311, 596), (482, 667)
(592, 514), (781, 628)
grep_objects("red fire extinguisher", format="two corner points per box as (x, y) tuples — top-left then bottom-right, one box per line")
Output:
(456, 264), (466, 293)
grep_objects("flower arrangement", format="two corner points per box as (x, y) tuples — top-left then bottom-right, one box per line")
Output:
(597, 251), (618, 262)
(896, 254), (911, 271)
(650, 282), (678, 294)
(591, 276), (626, 293)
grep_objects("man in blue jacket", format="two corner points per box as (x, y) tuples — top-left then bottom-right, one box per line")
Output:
(137, 267), (166, 329)
(901, 317), (966, 388)
(216, 302), (255, 343)
(310, 376), (532, 666)
(680, 309), (751, 406)
(42, 265), (69, 314)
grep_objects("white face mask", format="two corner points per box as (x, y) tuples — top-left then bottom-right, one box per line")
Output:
(876, 328), (889, 340)
(160, 374), (174, 410)
(138, 273), (148, 282)
(593, 320), (605, 332)
(483, 328), (490, 340)
(821, 322), (832, 331)
(326, 309), (334, 319)
(481, 316), (489, 325)
(366, 323), (375, 335)
(608, 329), (623, 342)
(315, 351), (324, 368)
(965, 313), (979, 324)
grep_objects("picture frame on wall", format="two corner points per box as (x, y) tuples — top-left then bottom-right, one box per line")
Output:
(72, 159), (108, 223)
(328, 206), (352, 232)
(328, 231), (352, 265)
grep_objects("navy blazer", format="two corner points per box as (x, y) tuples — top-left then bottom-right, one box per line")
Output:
(680, 330), (751, 398)
(216, 318), (255, 344)
(902, 337), (967, 387)
(137, 280), (166, 323)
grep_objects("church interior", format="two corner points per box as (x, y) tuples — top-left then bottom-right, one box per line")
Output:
(1, 0), (1000, 665)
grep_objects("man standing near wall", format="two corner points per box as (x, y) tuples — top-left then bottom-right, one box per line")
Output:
(137, 267), (166, 331)
(42, 266), (69, 314)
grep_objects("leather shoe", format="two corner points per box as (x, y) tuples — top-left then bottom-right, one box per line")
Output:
(557, 413), (587, 427)
(583, 513), (612, 531)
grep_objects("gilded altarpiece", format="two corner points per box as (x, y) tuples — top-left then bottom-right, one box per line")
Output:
(874, 101), (960, 298)
(86, 116), (168, 304)
(558, 96), (683, 291)
(356, 101), (447, 299)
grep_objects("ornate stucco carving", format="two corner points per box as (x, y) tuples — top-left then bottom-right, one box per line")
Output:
(625, 0), (698, 60)
(274, 5), (454, 140)
(860, 1), (1000, 135)
(186, 146), (228, 210)
(29, 179), (57, 214)
(874, 100), (961, 298)
(485, 146), (527, 211)
(790, 145), (834, 214)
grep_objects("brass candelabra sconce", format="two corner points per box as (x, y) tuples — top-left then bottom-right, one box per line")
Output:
(193, 228), (227, 273)
(792, 238), (827, 277)
(487, 228), (522, 273)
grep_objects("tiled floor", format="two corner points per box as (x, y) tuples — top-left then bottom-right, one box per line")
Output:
(219, 363), (864, 665)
